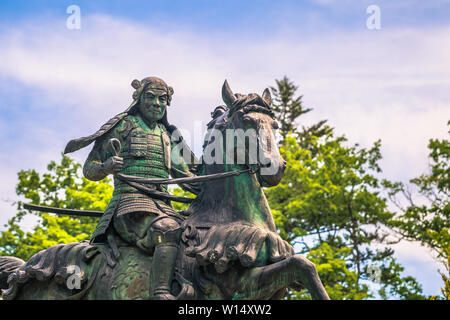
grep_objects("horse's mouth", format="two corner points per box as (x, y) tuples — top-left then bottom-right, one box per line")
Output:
(257, 159), (286, 187)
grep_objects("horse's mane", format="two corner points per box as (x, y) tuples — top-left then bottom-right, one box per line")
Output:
(207, 93), (275, 132)
(229, 93), (274, 118)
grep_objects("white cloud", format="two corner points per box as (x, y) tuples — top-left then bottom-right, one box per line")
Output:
(391, 240), (444, 295)
(0, 16), (448, 189)
(310, 0), (337, 5)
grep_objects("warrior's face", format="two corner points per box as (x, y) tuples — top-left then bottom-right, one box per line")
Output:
(138, 87), (168, 124)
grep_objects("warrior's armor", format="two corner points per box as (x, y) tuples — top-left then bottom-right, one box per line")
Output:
(65, 77), (199, 300)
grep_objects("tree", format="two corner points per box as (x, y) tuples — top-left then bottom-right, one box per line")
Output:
(170, 187), (195, 212)
(0, 154), (113, 261)
(265, 134), (425, 299)
(270, 76), (308, 141)
(265, 76), (426, 299)
(292, 242), (370, 300)
(384, 121), (450, 299)
(270, 75), (332, 151)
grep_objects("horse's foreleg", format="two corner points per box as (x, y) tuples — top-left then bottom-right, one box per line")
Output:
(236, 254), (330, 300)
(285, 254), (329, 300)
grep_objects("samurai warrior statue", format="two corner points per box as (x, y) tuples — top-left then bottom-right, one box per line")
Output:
(64, 77), (200, 300)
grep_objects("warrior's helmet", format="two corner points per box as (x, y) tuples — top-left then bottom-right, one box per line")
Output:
(131, 76), (174, 106)
(128, 77), (174, 128)
(64, 76), (176, 154)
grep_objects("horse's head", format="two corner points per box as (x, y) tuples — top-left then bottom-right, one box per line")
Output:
(218, 80), (286, 187)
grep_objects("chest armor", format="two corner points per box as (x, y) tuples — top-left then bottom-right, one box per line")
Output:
(114, 116), (171, 194)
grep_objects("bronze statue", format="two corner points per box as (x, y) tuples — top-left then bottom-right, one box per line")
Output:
(0, 78), (330, 300)
(77, 77), (200, 300)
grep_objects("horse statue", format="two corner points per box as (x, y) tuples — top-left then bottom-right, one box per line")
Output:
(0, 81), (330, 300)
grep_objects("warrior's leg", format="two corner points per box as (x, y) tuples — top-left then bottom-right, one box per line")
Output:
(137, 217), (182, 300)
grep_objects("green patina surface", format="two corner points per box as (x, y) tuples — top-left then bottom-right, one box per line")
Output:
(1, 79), (330, 301)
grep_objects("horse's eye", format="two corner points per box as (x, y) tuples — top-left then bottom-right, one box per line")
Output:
(242, 116), (253, 124)
(272, 121), (279, 129)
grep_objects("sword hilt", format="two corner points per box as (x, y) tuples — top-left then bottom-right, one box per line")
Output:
(107, 138), (121, 157)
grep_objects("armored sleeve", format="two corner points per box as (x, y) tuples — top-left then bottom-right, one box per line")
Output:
(83, 119), (128, 181)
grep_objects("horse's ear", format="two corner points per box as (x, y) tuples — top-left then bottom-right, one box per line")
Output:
(262, 88), (272, 106)
(222, 80), (237, 108)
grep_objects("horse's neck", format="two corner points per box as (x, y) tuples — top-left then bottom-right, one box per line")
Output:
(187, 163), (277, 232)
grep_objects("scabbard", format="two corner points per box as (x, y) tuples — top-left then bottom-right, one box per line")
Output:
(23, 203), (103, 217)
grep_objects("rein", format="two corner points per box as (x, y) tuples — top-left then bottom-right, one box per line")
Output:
(116, 167), (256, 185)
(109, 127), (261, 203)
(115, 166), (258, 203)
(23, 167), (260, 217)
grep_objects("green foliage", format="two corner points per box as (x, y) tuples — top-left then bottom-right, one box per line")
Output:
(270, 76), (311, 142)
(266, 134), (424, 299)
(377, 256), (426, 300)
(170, 187), (196, 212)
(438, 248), (450, 299)
(385, 121), (450, 299)
(0, 154), (113, 261)
(270, 75), (332, 146)
(266, 76), (427, 299)
(268, 134), (388, 243)
(291, 242), (370, 300)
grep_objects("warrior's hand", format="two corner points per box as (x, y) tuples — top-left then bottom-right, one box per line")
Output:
(102, 156), (123, 175)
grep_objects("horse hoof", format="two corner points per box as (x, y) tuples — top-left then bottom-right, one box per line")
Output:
(207, 250), (220, 263)
(239, 253), (255, 267)
(226, 246), (238, 260)
(215, 257), (229, 274)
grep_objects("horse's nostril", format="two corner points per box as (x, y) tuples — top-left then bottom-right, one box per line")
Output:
(261, 162), (271, 169)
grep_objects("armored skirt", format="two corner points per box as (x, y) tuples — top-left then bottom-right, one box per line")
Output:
(112, 193), (182, 246)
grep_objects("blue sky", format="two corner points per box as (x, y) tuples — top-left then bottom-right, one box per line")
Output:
(0, 0), (449, 298)
(1, 0), (450, 33)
